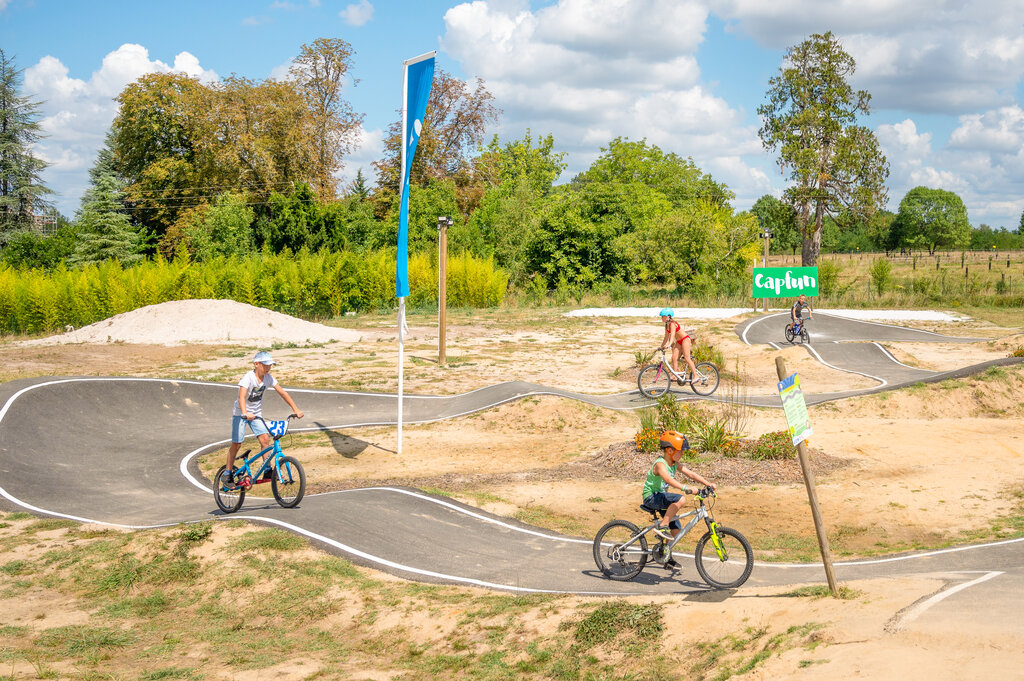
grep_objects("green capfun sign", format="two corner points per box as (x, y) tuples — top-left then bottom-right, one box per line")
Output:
(752, 267), (819, 298)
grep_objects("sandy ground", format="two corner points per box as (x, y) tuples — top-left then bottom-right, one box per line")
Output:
(3, 299), (1024, 679)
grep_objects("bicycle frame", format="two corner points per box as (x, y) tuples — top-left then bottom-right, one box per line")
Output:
(609, 502), (724, 562)
(653, 349), (697, 382)
(232, 417), (293, 487)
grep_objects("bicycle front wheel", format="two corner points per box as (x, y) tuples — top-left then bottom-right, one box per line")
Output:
(271, 456), (306, 508)
(800, 328), (810, 344)
(690, 362), (720, 396)
(213, 465), (245, 514)
(638, 365), (671, 399)
(593, 520), (648, 581)
(694, 526), (754, 589)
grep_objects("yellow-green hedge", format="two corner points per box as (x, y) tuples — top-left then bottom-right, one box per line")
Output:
(0, 249), (508, 336)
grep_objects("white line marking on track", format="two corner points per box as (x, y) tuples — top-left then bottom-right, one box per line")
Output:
(890, 571), (1003, 631)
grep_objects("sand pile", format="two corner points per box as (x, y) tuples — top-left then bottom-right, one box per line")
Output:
(23, 299), (362, 346)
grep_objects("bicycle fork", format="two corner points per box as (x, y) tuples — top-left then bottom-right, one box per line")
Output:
(706, 518), (728, 561)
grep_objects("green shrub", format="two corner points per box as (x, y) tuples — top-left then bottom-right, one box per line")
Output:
(869, 257), (893, 295)
(744, 431), (797, 460)
(817, 261), (840, 297)
(0, 249), (507, 335)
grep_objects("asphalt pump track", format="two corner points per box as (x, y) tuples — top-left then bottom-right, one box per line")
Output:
(2, 314), (1022, 601)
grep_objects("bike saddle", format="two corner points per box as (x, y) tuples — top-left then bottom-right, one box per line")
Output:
(639, 503), (660, 517)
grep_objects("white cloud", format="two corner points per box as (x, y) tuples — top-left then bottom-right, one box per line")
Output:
(21, 45), (219, 217)
(340, 0), (374, 27)
(948, 106), (1024, 153)
(442, 0), (766, 206)
(714, 1), (1024, 115)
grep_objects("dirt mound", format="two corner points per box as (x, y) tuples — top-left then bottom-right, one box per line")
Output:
(22, 299), (362, 346)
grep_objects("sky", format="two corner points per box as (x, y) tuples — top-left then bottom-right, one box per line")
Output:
(2, 0), (1023, 229)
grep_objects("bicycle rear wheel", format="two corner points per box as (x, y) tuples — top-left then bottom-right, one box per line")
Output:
(785, 326), (795, 343)
(690, 362), (720, 396)
(638, 365), (671, 398)
(213, 465), (245, 514)
(271, 456), (306, 508)
(694, 526), (753, 589)
(593, 520), (648, 581)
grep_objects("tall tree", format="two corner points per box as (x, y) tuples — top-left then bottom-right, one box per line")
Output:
(573, 137), (733, 210)
(758, 32), (889, 266)
(470, 132), (567, 286)
(288, 38), (364, 201)
(0, 49), (52, 238)
(69, 159), (146, 266)
(893, 186), (971, 253)
(750, 194), (800, 255)
(373, 68), (500, 216)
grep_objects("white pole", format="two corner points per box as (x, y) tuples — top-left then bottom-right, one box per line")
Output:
(397, 61), (409, 456)
(397, 298), (406, 454)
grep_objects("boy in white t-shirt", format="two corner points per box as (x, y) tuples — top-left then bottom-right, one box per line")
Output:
(221, 351), (304, 486)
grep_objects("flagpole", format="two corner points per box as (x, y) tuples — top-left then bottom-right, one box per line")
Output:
(395, 50), (434, 457)
(397, 59), (409, 456)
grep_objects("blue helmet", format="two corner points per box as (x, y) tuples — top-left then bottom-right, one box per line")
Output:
(659, 307), (674, 318)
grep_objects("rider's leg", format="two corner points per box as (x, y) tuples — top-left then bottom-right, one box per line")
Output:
(670, 344), (683, 382)
(226, 415), (245, 475)
(681, 337), (698, 378)
(658, 497), (684, 529)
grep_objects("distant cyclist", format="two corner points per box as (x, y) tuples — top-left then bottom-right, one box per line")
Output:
(788, 294), (813, 333)
(658, 307), (698, 385)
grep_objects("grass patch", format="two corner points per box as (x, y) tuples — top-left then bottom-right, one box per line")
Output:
(139, 668), (203, 680)
(780, 585), (861, 600)
(571, 601), (663, 654)
(36, 625), (136, 656)
(227, 528), (307, 552)
(690, 623), (825, 681)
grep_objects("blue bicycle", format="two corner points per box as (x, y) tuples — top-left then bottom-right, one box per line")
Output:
(213, 415), (306, 513)
(785, 318), (810, 344)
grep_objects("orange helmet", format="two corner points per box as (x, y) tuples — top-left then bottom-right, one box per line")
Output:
(659, 430), (689, 452)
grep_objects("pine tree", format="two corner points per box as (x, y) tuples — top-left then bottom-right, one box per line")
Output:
(349, 168), (370, 200)
(69, 161), (146, 267)
(0, 49), (52, 239)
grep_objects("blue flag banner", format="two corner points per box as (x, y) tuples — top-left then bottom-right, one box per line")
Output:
(396, 52), (436, 298)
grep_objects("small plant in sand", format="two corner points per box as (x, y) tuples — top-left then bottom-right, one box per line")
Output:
(633, 348), (656, 367)
(742, 431), (798, 460)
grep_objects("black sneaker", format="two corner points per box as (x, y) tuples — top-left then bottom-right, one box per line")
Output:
(665, 558), (681, 571)
(221, 470), (235, 487)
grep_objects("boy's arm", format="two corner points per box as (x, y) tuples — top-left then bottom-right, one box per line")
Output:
(655, 462), (685, 492)
(274, 384), (304, 419)
(238, 385), (250, 419)
(678, 466), (715, 490)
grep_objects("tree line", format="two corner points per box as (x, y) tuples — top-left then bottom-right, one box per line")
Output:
(2, 35), (1022, 308)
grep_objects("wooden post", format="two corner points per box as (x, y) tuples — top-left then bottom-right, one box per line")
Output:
(437, 216), (451, 366)
(775, 356), (839, 596)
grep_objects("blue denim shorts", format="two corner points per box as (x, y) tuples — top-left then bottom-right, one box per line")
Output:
(643, 492), (683, 530)
(231, 415), (269, 444)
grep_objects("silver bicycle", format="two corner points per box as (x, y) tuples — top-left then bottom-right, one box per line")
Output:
(592, 488), (754, 589)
